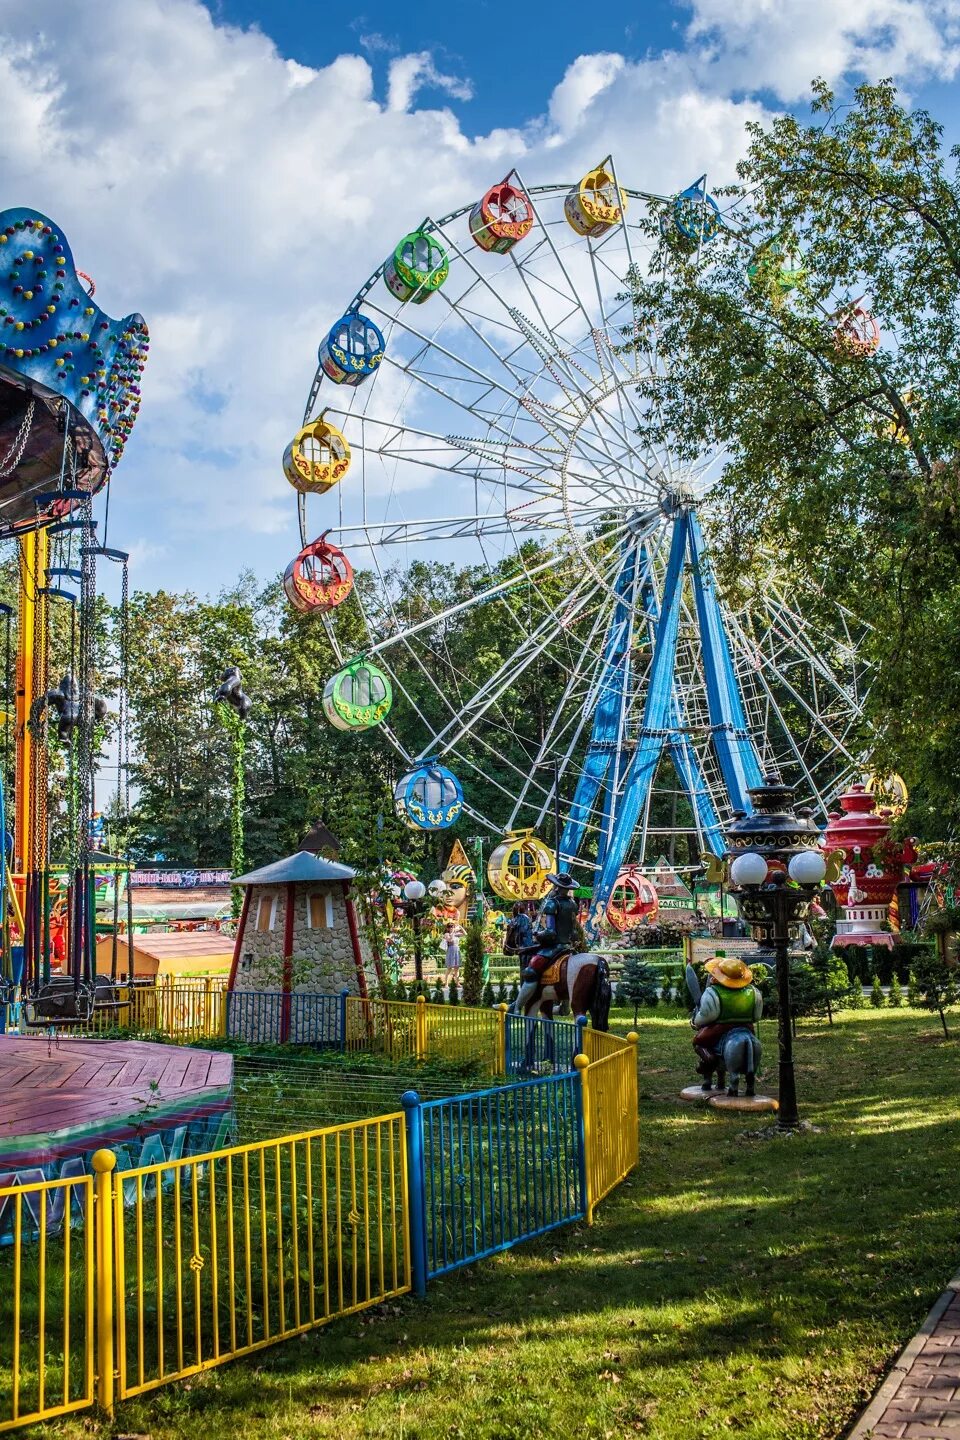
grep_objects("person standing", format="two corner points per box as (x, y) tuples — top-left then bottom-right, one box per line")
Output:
(504, 903), (534, 961)
(443, 923), (462, 977)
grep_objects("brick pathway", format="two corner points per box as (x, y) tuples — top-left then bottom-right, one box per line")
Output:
(850, 1271), (960, 1439)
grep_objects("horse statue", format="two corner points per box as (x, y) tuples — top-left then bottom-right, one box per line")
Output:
(517, 951), (613, 1029)
(513, 952), (612, 1071)
(687, 955), (762, 1098)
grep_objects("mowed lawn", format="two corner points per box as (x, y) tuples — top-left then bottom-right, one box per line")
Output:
(61, 1008), (959, 1440)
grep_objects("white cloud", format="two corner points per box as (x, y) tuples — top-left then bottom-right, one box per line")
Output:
(685, 0), (960, 98)
(386, 52), (474, 112)
(548, 53), (625, 134)
(0, 0), (955, 593)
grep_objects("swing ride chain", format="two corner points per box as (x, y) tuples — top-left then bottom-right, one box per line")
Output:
(0, 399), (35, 479)
(78, 497), (97, 870)
(119, 558), (131, 827)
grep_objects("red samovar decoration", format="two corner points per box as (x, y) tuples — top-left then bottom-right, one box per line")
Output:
(823, 783), (917, 950)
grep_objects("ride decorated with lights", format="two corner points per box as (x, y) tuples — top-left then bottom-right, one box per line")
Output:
(283, 160), (878, 937)
(0, 205), (145, 1019)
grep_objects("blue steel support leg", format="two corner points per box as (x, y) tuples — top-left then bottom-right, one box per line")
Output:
(586, 515), (690, 938)
(401, 1090), (428, 1296)
(687, 512), (763, 811)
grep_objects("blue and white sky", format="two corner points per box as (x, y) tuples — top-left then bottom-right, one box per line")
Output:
(1, 0), (959, 595)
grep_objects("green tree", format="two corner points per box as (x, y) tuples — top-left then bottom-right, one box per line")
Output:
(889, 973), (903, 1007)
(808, 946), (853, 1024)
(625, 79), (960, 835)
(616, 956), (661, 1025)
(870, 974), (886, 1008)
(911, 951), (958, 1037)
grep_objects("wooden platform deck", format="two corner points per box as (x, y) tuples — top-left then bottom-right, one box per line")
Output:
(0, 1035), (234, 1171)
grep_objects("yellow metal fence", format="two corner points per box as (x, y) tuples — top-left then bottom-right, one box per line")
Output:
(110, 1114), (409, 1398)
(0, 1175), (95, 1433)
(0, 1000), (638, 1430)
(577, 1033), (639, 1220)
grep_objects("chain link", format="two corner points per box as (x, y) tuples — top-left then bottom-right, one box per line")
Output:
(0, 400), (35, 479)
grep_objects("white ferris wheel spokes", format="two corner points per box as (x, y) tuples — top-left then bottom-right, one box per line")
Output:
(286, 163), (871, 931)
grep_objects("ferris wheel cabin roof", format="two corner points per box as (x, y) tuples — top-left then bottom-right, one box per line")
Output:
(233, 851), (357, 887)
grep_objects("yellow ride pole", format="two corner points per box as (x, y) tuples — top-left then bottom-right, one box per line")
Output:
(14, 527), (49, 878)
(14, 528), (50, 984)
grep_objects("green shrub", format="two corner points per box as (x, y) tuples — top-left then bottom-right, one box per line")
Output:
(462, 922), (485, 1007)
(448, 978), (460, 1006)
(870, 974), (886, 1008)
(395, 978), (408, 1002)
(910, 950), (959, 1037)
(888, 973), (903, 1007)
(496, 979), (507, 1005)
(617, 956), (661, 1024)
(908, 970), (921, 1007)
(509, 980), (519, 1005)
(432, 979), (445, 1005)
(482, 980), (495, 1008)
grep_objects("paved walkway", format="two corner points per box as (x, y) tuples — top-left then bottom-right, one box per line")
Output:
(850, 1270), (960, 1439)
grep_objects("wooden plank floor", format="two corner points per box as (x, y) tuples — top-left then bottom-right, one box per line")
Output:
(0, 1035), (233, 1168)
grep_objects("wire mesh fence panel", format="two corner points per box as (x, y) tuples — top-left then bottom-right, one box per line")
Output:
(503, 1014), (579, 1076)
(420, 1075), (584, 1278)
(114, 1115), (410, 1397)
(0, 1176), (94, 1431)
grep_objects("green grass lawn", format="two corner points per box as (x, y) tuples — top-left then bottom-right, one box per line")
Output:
(56, 1007), (960, 1440)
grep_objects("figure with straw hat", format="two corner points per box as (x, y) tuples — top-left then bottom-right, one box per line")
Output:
(689, 952), (763, 1097)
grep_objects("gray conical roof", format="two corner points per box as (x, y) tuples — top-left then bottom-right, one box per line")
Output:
(233, 852), (355, 886)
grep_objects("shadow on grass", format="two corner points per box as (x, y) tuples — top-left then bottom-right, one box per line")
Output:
(62, 1009), (960, 1440)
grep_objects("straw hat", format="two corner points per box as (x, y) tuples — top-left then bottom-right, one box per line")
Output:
(705, 954), (754, 988)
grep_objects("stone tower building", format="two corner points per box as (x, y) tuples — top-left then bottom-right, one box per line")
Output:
(226, 851), (371, 1042)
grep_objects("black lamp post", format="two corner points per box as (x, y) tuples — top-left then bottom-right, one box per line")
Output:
(403, 879), (428, 989)
(724, 774), (826, 1131)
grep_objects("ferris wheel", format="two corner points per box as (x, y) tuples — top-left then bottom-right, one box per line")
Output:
(284, 162), (871, 932)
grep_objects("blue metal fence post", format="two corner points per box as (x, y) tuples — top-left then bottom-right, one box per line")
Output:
(339, 987), (349, 1050)
(574, 1014), (586, 1060)
(401, 1090), (428, 1296)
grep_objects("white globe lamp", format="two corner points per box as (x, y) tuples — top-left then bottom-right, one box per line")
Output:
(403, 879), (427, 902)
(729, 852), (769, 888)
(787, 850), (827, 885)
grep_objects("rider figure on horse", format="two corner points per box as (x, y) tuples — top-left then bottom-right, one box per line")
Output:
(691, 954), (762, 1085)
(515, 872), (578, 1013)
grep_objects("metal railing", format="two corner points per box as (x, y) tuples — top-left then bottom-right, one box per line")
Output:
(108, 1113), (410, 1399)
(0, 1174), (94, 1432)
(226, 990), (341, 1046)
(577, 1038), (639, 1220)
(409, 1072), (585, 1283)
(0, 998), (638, 1430)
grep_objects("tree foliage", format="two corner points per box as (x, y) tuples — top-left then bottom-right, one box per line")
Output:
(626, 78), (960, 835)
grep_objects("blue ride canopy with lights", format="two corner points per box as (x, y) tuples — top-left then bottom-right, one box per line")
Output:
(0, 206), (148, 534)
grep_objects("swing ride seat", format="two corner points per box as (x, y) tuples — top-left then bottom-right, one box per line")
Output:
(20, 975), (127, 1029)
